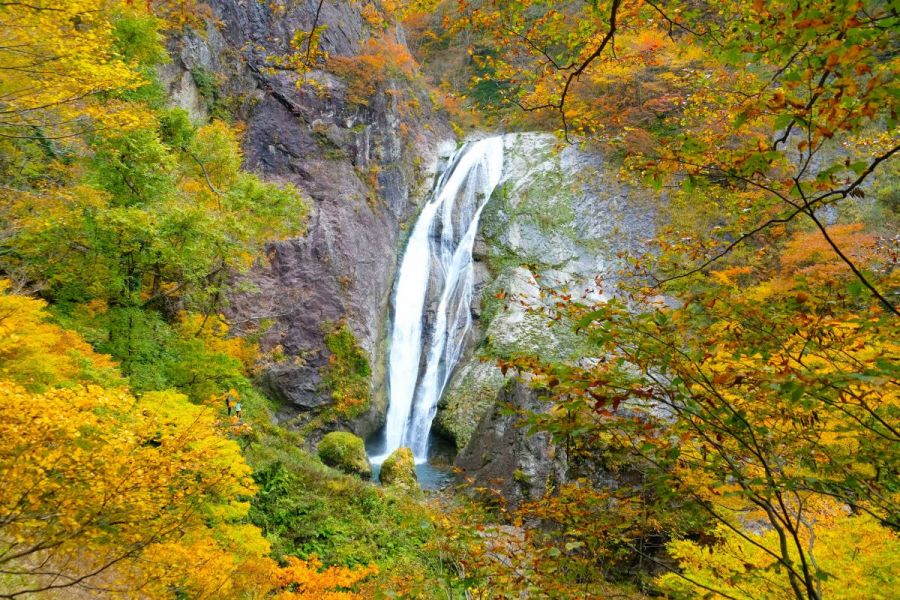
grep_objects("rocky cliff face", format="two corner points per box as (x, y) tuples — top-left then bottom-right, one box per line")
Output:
(157, 4), (657, 501)
(158, 0), (453, 437)
(454, 379), (567, 509)
(440, 133), (659, 498)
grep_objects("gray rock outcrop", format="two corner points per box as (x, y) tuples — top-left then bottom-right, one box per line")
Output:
(443, 133), (659, 503)
(454, 380), (566, 509)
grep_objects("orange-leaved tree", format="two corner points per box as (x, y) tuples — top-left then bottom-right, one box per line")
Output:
(270, 555), (378, 600)
(446, 0), (898, 313)
(493, 231), (899, 599)
(435, 1), (899, 598)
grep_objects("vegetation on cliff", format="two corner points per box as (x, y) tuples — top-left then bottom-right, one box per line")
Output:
(0, 1), (448, 598)
(321, 321), (373, 420)
(423, 1), (900, 598)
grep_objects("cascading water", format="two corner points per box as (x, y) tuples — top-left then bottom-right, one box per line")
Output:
(376, 136), (505, 463)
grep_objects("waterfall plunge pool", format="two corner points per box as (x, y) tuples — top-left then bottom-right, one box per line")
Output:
(367, 433), (456, 491)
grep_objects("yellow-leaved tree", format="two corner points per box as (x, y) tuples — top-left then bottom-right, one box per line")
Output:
(0, 381), (274, 597)
(0, 281), (120, 390)
(0, 0), (152, 139)
(658, 504), (899, 599)
(0, 283), (381, 598)
(0, 284), (271, 597)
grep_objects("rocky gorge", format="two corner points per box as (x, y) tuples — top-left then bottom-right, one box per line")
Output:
(159, 1), (660, 503)
(4, 1), (895, 597)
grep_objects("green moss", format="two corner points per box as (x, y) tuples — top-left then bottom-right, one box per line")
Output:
(380, 447), (418, 490)
(513, 469), (530, 484)
(320, 321), (371, 420)
(190, 65), (231, 121)
(435, 362), (505, 450)
(317, 431), (372, 479)
(244, 421), (456, 594)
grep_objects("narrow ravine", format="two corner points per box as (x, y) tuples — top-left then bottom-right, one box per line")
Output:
(374, 136), (505, 464)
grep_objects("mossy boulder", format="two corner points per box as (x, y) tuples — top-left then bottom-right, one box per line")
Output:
(317, 431), (372, 479)
(434, 362), (506, 450)
(379, 447), (418, 489)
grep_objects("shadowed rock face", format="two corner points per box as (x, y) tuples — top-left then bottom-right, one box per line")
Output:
(454, 381), (566, 510)
(159, 0), (453, 437)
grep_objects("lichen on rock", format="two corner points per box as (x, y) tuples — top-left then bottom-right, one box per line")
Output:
(317, 431), (372, 479)
(379, 447), (418, 490)
(434, 362), (506, 450)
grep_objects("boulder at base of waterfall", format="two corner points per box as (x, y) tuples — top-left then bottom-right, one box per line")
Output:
(379, 447), (418, 489)
(318, 432), (372, 479)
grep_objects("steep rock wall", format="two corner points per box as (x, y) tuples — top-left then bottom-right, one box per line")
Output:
(441, 133), (659, 499)
(159, 0), (453, 437)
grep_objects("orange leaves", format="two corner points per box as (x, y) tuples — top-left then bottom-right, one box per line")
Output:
(360, 2), (386, 29)
(271, 556), (378, 599)
(780, 223), (876, 280)
(628, 29), (670, 56)
(325, 33), (418, 106)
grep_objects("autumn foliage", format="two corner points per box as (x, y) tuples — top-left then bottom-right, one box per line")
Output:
(424, 1), (900, 598)
(1, 0), (898, 598)
(271, 556), (378, 600)
(0, 2), (380, 598)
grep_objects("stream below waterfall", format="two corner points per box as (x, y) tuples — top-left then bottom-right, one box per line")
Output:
(368, 136), (505, 484)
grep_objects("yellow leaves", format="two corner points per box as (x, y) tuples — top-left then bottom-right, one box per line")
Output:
(150, 0), (216, 30)
(710, 265), (754, 287)
(0, 1), (147, 138)
(0, 281), (120, 390)
(659, 508), (900, 600)
(360, 2), (386, 29)
(179, 311), (260, 375)
(0, 285), (277, 597)
(0, 377), (271, 597)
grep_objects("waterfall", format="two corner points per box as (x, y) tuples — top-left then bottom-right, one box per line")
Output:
(378, 136), (505, 462)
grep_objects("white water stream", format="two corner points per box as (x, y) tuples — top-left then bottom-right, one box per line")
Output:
(374, 136), (505, 463)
